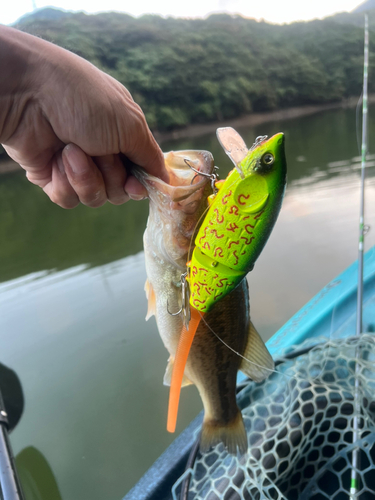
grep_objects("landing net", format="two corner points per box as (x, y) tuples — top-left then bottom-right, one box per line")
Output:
(172, 334), (375, 500)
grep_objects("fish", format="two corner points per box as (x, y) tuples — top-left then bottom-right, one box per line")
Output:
(167, 130), (287, 448)
(133, 149), (215, 378)
(134, 130), (286, 454)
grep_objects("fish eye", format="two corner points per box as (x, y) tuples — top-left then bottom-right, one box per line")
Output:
(262, 153), (274, 166)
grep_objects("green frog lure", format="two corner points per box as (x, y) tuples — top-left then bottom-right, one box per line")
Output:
(167, 127), (287, 433)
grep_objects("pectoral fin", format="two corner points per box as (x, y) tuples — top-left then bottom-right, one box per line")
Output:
(240, 321), (274, 383)
(144, 279), (156, 320)
(163, 357), (193, 387)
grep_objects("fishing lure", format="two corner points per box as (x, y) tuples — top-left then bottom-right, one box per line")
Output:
(188, 128), (287, 313)
(167, 128), (287, 433)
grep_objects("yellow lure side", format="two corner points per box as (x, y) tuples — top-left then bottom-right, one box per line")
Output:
(188, 130), (287, 313)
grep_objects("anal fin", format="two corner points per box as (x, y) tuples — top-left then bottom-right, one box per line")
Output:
(240, 321), (274, 383)
(163, 357), (193, 387)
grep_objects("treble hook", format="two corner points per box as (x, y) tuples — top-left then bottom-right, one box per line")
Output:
(166, 302), (182, 316)
(184, 159), (219, 194)
(166, 272), (191, 329)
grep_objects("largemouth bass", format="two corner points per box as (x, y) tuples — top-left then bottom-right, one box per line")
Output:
(167, 130), (287, 446)
(135, 132), (286, 454)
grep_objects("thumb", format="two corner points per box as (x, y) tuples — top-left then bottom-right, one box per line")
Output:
(119, 106), (169, 183)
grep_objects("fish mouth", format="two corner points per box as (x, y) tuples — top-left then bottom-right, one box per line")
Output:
(138, 150), (215, 266)
(134, 150), (215, 213)
(164, 150), (214, 190)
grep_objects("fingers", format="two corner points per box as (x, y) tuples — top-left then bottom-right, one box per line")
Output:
(94, 154), (130, 205)
(23, 144), (147, 208)
(63, 146), (147, 206)
(42, 155), (80, 209)
(62, 144), (108, 208)
(23, 153), (80, 209)
(96, 155), (148, 203)
(124, 175), (148, 201)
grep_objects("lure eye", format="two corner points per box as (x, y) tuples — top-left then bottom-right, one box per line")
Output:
(262, 153), (274, 166)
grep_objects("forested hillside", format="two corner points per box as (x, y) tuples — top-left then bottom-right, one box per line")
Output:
(10, 9), (375, 133)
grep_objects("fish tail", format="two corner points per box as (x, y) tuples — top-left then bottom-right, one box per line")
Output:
(167, 307), (203, 433)
(200, 410), (248, 455)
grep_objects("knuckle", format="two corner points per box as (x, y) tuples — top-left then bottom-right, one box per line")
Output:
(118, 83), (134, 102)
(26, 172), (46, 188)
(109, 194), (129, 205)
(133, 104), (147, 128)
(126, 102), (147, 132)
(44, 181), (80, 209)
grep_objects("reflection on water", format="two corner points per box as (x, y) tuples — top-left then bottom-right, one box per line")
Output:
(1, 105), (375, 498)
(16, 447), (62, 500)
(0, 176), (149, 283)
(0, 254), (203, 500)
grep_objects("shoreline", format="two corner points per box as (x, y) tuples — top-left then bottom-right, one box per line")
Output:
(1, 96), (373, 174)
(154, 96), (375, 144)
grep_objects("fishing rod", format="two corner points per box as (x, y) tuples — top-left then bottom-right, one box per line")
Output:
(0, 391), (24, 500)
(356, 14), (369, 336)
(350, 12), (369, 500)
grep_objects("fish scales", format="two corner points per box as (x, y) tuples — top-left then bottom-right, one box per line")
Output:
(186, 280), (250, 453)
(134, 149), (214, 355)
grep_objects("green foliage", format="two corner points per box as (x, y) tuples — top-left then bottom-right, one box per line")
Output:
(14, 10), (375, 132)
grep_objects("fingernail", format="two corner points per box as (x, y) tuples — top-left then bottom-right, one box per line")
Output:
(63, 144), (87, 175)
(128, 193), (147, 201)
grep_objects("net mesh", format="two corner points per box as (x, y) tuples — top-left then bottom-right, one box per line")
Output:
(172, 334), (375, 500)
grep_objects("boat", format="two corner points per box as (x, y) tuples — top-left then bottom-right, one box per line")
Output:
(125, 245), (375, 500)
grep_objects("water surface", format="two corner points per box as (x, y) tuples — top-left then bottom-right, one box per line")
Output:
(1, 105), (375, 499)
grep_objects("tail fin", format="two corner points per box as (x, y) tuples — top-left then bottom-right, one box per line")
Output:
(200, 411), (247, 455)
(167, 307), (203, 433)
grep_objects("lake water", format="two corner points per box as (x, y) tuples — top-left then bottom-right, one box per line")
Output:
(1, 105), (375, 500)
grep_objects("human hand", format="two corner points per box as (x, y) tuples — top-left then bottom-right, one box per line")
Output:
(0, 26), (167, 208)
